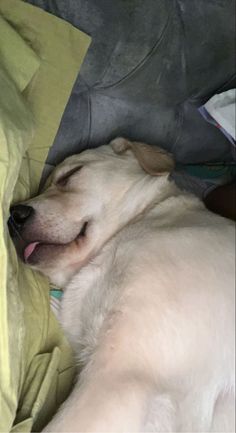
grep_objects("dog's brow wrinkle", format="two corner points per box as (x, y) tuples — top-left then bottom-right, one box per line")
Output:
(56, 165), (83, 186)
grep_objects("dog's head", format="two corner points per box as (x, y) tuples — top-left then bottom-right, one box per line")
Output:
(9, 138), (174, 286)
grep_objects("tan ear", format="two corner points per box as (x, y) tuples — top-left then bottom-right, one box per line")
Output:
(111, 137), (175, 175)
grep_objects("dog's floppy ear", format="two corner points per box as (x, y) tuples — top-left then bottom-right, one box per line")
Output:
(111, 137), (175, 175)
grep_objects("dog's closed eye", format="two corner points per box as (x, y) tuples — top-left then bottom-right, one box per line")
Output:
(56, 166), (83, 187)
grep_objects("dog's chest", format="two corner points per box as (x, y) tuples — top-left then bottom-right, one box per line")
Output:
(60, 240), (127, 365)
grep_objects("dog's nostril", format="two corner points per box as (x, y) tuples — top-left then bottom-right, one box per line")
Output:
(10, 205), (34, 228)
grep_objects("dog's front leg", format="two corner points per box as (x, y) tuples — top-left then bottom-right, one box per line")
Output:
(43, 371), (153, 433)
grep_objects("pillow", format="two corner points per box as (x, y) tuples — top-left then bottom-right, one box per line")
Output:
(0, 3), (90, 431)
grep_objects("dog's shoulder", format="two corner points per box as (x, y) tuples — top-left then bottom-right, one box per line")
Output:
(60, 191), (234, 368)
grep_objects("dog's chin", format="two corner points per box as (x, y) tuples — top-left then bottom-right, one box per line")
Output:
(22, 234), (90, 287)
(11, 221), (89, 273)
(29, 244), (77, 285)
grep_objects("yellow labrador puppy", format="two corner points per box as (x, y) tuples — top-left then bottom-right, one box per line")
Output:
(10, 138), (235, 432)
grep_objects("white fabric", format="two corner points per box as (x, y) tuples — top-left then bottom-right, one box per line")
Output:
(205, 89), (236, 140)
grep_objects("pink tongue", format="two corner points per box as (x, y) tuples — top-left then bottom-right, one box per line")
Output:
(24, 242), (40, 261)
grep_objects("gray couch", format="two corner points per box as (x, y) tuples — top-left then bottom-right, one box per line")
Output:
(27, 0), (236, 168)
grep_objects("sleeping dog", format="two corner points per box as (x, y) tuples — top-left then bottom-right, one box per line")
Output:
(10, 138), (235, 432)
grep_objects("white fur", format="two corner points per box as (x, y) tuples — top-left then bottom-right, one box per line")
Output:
(26, 140), (234, 432)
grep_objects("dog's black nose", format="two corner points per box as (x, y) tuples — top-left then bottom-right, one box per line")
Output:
(10, 205), (34, 229)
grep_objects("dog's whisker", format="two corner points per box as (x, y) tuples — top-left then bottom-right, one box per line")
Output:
(8, 218), (24, 242)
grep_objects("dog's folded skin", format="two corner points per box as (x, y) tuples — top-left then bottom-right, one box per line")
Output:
(10, 139), (235, 432)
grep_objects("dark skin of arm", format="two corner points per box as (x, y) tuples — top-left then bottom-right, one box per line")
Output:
(203, 181), (236, 221)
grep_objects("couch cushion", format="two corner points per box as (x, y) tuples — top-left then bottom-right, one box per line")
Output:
(27, 0), (235, 168)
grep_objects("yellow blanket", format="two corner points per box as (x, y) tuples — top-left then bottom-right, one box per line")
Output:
(0, 2), (90, 431)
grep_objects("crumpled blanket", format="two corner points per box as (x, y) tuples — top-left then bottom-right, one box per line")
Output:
(0, 1), (90, 431)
